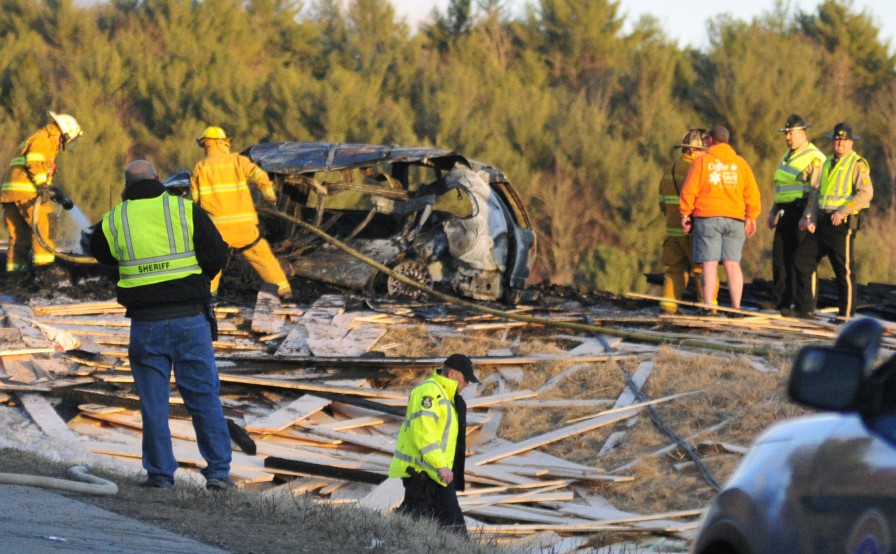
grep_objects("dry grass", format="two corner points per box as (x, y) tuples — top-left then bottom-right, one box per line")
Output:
(0, 447), (504, 554)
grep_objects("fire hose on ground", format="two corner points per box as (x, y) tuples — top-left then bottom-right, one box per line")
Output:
(257, 206), (780, 358)
(0, 464), (118, 496)
(29, 195), (777, 356)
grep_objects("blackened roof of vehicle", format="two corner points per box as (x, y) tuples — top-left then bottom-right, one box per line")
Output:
(244, 141), (509, 184)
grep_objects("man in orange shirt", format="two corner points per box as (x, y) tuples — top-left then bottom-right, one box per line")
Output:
(680, 126), (761, 311)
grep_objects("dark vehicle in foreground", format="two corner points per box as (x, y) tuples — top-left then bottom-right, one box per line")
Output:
(238, 142), (536, 303)
(693, 318), (896, 553)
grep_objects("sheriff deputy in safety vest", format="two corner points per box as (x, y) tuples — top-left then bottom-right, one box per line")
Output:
(1, 111), (82, 274)
(88, 160), (237, 491)
(793, 122), (873, 319)
(190, 126), (292, 299)
(389, 353), (478, 535)
(767, 114), (825, 313)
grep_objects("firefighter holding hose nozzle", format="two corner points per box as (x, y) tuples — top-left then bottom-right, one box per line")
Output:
(1, 111), (82, 275)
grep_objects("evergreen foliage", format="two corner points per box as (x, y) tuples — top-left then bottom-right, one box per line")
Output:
(0, 0), (893, 293)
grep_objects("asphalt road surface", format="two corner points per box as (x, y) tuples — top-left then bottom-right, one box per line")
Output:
(0, 484), (227, 553)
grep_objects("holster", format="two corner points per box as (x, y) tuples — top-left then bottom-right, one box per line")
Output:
(404, 467), (435, 504)
(204, 304), (219, 341)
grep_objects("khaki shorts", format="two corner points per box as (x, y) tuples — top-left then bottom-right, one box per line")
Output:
(693, 217), (745, 262)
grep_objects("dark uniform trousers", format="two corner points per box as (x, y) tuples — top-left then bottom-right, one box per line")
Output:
(771, 199), (807, 309)
(793, 212), (857, 317)
(398, 475), (466, 534)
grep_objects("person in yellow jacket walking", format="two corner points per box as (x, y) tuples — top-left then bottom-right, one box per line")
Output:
(389, 354), (478, 535)
(658, 129), (718, 314)
(190, 126), (291, 299)
(1, 111), (82, 273)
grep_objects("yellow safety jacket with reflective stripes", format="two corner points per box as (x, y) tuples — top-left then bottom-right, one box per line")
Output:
(101, 193), (202, 288)
(773, 142), (824, 204)
(1, 124), (61, 203)
(190, 142), (275, 229)
(818, 151), (866, 213)
(389, 371), (459, 486)
(659, 153), (696, 237)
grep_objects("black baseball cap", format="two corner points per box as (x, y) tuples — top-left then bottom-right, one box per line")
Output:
(444, 353), (478, 383)
(827, 122), (861, 140)
(779, 114), (811, 132)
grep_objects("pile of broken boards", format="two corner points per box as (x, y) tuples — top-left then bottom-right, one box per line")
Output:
(3, 290), (886, 552)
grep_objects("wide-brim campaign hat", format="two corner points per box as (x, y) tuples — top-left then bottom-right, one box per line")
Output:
(779, 114), (811, 132)
(827, 122), (861, 140)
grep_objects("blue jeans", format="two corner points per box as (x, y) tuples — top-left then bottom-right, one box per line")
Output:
(129, 314), (231, 483)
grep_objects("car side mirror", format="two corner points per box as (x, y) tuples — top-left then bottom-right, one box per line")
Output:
(834, 317), (883, 374)
(788, 346), (865, 411)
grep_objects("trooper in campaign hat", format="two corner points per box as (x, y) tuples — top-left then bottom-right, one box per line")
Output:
(793, 121), (873, 320)
(768, 114), (826, 314)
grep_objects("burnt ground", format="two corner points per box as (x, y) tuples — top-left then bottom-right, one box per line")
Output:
(3, 254), (896, 554)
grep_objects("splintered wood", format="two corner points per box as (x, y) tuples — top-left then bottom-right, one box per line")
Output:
(3, 290), (866, 552)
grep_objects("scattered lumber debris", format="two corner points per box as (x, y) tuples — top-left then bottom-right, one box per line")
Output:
(1, 287), (887, 551)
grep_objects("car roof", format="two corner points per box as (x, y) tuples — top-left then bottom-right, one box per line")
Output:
(244, 141), (509, 184)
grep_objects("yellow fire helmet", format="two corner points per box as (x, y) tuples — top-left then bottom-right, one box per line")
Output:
(196, 126), (229, 147)
(48, 111), (83, 147)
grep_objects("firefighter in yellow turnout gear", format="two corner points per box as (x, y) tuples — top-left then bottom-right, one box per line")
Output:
(1, 111), (82, 273)
(389, 354), (478, 535)
(658, 129), (717, 313)
(190, 126), (291, 299)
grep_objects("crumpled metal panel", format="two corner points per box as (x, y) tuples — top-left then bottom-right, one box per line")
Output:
(442, 165), (508, 272)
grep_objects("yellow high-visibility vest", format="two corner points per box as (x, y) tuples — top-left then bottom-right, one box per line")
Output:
(101, 193), (202, 288)
(819, 151), (866, 212)
(773, 143), (824, 204)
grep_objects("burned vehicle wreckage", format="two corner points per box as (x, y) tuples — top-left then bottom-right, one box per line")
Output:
(167, 142), (536, 303)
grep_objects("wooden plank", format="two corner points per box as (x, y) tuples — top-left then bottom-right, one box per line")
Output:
(597, 361), (653, 457)
(469, 407), (641, 466)
(508, 399), (614, 408)
(85, 439), (272, 482)
(274, 325), (311, 357)
(32, 301), (125, 316)
(218, 374), (406, 399)
(251, 284), (285, 334)
(319, 416), (387, 431)
(18, 393), (81, 442)
(1, 354), (38, 383)
(0, 348), (56, 356)
(537, 363), (589, 394)
(459, 490), (574, 506)
(244, 395), (331, 433)
(466, 390), (537, 409)
(357, 477), (404, 513)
